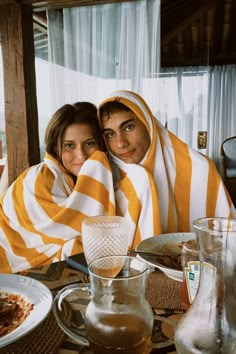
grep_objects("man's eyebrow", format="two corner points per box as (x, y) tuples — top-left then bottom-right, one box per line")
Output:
(102, 119), (135, 133)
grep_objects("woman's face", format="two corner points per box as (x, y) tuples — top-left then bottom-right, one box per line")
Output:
(61, 123), (99, 176)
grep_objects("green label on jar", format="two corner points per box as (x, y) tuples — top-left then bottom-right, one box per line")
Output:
(185, 261), (200, 303)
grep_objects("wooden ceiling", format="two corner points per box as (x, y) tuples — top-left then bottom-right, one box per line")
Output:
(30, 0), (236, 67)
(161, 0), (236, 67)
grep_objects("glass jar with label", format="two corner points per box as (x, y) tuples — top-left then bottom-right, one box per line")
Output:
(181, 238), (200, 311)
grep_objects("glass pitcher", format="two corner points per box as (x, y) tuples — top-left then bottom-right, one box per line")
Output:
(175, 217), (236, 353)
(53, 255), (154, 354)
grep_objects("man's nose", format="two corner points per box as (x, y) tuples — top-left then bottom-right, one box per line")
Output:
(116, 133), (128, 148)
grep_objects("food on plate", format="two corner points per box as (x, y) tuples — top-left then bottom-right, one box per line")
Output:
(157, 242), (184, 257)
(0, 292), (34, 337)
(151, 240), (194, 270)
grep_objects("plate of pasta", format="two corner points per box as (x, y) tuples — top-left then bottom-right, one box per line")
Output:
(136, 232), (196, 282)
(0, 274), (53, 348)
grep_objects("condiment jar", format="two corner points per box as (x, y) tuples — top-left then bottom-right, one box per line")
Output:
(181, 238), (200, 311)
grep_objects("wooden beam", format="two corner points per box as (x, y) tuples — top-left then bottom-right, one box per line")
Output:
(22, 0), (135, 11)
(0, 4), (40, 184)
(161, 0), (215, 45)
(0, 1), (18, 4)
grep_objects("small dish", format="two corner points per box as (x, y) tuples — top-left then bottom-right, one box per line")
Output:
(136, 232), (196, 282)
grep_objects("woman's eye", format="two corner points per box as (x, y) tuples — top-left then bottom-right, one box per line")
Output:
(63, 143), (74, 149)
(85, 140), (97, 147)
(104, 132), (113, 139)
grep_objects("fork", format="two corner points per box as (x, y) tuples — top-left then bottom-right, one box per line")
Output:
(128, 250), (177, 260)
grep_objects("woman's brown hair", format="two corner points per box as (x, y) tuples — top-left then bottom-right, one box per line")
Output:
(45, 102), (105, 161)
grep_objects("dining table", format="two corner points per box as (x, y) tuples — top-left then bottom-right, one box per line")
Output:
(1, 254), (185, 354)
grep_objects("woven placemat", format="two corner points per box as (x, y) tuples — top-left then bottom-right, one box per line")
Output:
(1, 310), (66, 354)
(145, 270), (183, 310)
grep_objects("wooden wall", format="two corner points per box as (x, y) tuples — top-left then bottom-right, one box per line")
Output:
(0, 3), (40, 184)
(0, 0), (127, 185)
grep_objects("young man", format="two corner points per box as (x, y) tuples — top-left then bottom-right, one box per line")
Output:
(98, 90), (236, 249)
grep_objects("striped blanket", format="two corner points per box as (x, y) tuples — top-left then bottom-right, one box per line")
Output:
(99, 90), (236, 249)
(0, 151), (115, 273)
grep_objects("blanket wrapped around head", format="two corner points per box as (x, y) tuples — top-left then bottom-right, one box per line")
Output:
(0, 150), (116, 273)
(98, 90), (236, 249)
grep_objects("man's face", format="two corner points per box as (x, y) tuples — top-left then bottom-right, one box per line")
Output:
(102, 110), (151, 164)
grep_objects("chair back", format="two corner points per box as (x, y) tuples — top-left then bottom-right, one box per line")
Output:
(221, 136), (236, 178)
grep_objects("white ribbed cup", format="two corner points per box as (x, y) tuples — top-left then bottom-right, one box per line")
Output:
(82, 216), (130, 266)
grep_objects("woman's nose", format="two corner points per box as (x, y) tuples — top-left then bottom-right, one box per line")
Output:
(74, 146), (86, 159)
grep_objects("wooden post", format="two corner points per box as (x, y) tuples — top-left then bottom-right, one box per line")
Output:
(0, 3), (40, 185)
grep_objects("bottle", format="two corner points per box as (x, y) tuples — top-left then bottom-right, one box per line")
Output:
(181, 239), (200, 311)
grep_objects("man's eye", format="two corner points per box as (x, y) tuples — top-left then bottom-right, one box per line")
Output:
(124, 124), (134, 132)
(104, 132), (114, 139)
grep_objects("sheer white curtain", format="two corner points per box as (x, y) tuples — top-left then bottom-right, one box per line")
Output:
(156, 67), (209, 151)
(47, 0), (160, 111)
(207, 65), (236, 170)
(155, 65), (236, 169)
(46, 1), (236, 171)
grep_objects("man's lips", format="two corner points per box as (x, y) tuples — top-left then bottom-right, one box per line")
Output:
(119, 149), (135, 158)
(73, 163), (84, 169)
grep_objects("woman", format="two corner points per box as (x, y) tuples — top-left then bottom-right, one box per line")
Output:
(0, 102), (115, 273)
(98, 90), (236, 249)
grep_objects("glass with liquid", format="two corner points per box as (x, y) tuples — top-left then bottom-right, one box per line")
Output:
(53, 255), (154, 354)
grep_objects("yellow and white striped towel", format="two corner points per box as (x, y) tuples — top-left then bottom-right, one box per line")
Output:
(0, 150), (116, 273)
(99, 90), (236, 249)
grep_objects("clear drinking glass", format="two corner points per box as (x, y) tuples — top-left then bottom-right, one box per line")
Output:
(175, 217), (236, 353)
(82, 215), (130, 265)
(53, 255), (154, 354)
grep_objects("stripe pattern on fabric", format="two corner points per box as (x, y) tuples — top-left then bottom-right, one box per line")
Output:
(98, 90), (236, 249)
(0, 151), (116, 273)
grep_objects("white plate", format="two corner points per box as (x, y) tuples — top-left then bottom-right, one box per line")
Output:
(136, 232), (196, 282)
(0, 273), (53, 348)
